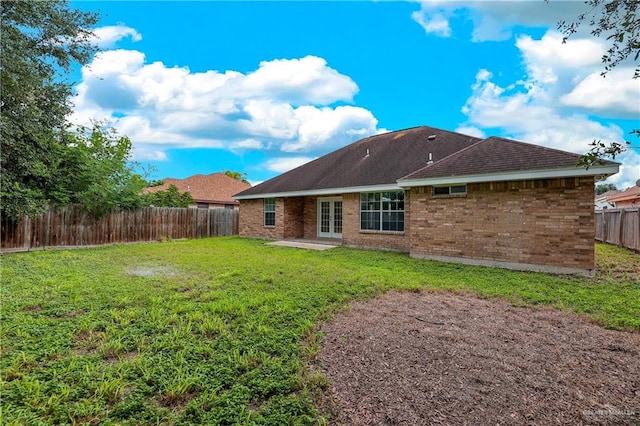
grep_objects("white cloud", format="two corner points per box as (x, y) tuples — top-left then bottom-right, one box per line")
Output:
(457, 29), (636, 166)
(71, 50), (381, 159)
(92, 25), (142, 48)
(459, 68), (624, 154)
(561, 68), (640, 115)
(264, 157), (315, 173)
(605, 150), (640, 191)
(131, 146), (168, 161)
(411, 1), (591, 42)
(411, 10), (451, 37)
(455, 125), (486, 139)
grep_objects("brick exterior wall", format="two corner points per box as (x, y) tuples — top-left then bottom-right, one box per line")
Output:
(239, 177), (594, 274)
(239, 198), (285, 239)
(409, 177), (595, 273)
(283, 197), (304, 239)
(341, 192), (410, 252)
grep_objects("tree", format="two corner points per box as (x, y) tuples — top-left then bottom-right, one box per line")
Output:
(554, 0), (639, 167)
(223, 170), (250, 184)
(48, 124), (149, 217)
(595, 183), (618, 195)
(143, 185), (194, 208)
(1, 0), (98, 219)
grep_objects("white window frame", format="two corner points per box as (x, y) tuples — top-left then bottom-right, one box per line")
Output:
(264, 198), (275, 227)
(433, 184), (467, 197)
(359, 191), (405, 232)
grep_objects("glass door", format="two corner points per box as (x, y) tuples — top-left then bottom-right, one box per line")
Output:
(318, 197), (343, 238)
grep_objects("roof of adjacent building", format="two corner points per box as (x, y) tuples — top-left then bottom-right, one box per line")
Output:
(146, 173), (251, 205)
(235, 126), (620, 199)
(595, 189), (621, 201)
(607, 186), (640, 203)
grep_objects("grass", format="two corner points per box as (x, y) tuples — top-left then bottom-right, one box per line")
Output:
(1, 238), (638, 425)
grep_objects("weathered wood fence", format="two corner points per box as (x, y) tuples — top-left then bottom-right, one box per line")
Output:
(1, 206), (239, 252)
(595, 208), (640, 252)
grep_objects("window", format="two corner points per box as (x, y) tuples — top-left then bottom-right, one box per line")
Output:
(433, 185), (467, 196)
(264, 198), (275, 227)
(360, 191), (404, 232)
(196, 203), (209, 209)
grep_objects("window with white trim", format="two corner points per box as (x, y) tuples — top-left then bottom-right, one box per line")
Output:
(264, 198), (275, 227)
(360, 191), (404, 232)
(433, 185), (467, 196)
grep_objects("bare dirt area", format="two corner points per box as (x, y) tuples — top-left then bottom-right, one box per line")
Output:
(317, 290), (640, 425)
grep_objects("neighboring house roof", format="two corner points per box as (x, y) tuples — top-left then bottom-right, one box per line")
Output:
(146, 173), (251, 205)
(595, 189), (621, 202)
(235, 126), (620, 199)
(595, 189), (621, 210)
(607, 186), (640, 205)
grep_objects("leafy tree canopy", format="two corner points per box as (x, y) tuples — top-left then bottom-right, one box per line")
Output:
(1, 1), (155, 219)
(595, 183), (618, 195)
(223, 170), (250, 185)
(143, 185), (194, 208)
(1, 0), (99, 219)
(51, 123), (148, 217)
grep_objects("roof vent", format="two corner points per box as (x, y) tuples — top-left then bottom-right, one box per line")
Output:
(427, 134), (437, 141)
(427, 152), (433, 165)
(365, 148), (370, 157)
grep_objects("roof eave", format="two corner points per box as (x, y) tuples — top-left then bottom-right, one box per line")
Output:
(397, 164), (620, 187)
(234, 183), (404, 200)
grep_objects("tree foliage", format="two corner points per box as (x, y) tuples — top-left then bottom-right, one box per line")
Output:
(223, 170), (250, 184)
(595, 183), (618, 195)
(52, 124), (148, 217)
(1, 0), (99, 219)
(554, 0), (639, 167)
(143, 185), (194, 208)
(1, 1), (155, 219)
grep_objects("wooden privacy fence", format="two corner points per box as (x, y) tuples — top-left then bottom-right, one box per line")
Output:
(595, 208), (640, 252)
(1, 206), (239, 252)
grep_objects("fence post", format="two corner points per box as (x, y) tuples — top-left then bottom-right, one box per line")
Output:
(23, 216), (31, 251)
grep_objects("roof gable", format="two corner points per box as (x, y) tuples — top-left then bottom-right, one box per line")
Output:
(236, 126), (481, 197)
(145, 173), (251, 204)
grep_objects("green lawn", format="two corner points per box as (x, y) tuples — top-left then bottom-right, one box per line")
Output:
(1, 238), (638, 425)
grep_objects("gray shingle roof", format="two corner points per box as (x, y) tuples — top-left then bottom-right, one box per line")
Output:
(235, 127), (619, 198)
(236, 126), (481, 197)
(399, 136), (598, 181)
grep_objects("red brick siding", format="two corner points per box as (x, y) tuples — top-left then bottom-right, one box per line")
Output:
(283, 197), (304, 239)
(341, 192), (410, 252)
(410, 177), (595, 271)
(302, 196), (319, 239)
(239, 198), (285, 239)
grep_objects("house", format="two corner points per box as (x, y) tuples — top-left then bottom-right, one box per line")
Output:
(234, 126), (619, 275)
(146, 173), (251, 209)
(607, 186), (640, 209)
(595, 189), (620, 210)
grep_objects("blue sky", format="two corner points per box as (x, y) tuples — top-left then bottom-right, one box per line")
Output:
(70, 1), (639, 189)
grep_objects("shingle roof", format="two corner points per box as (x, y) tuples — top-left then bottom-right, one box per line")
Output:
(235, 126), (620, 199)
(400, 136), (602, 181)
(145, 173), (251, 205)
(607, 186), (640, 203)
(235, 126), (482, 197)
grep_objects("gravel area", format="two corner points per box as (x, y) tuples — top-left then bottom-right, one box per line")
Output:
(317, 290), (640, 425)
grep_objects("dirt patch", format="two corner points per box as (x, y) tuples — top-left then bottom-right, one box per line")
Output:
(317, 290), (640, 425)
(125, 266), (177, 277)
